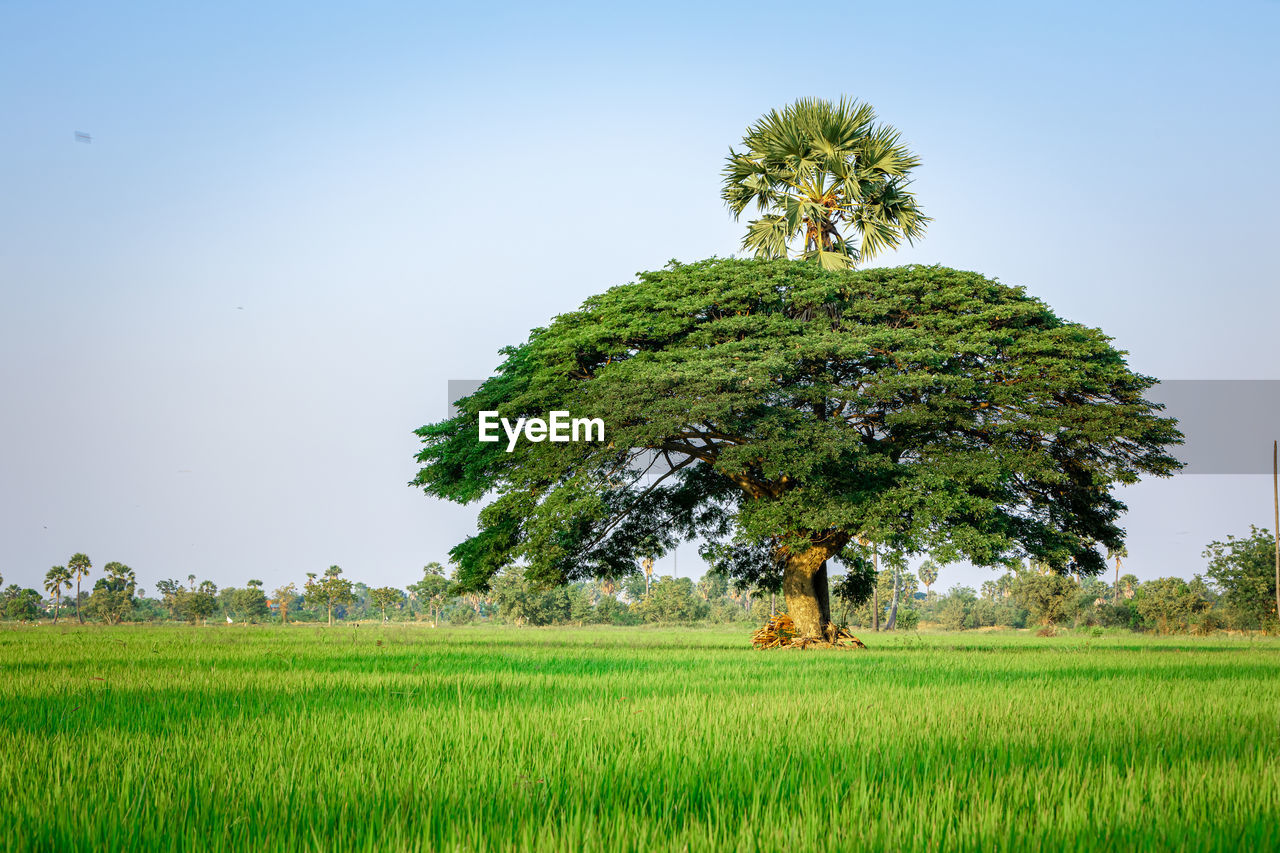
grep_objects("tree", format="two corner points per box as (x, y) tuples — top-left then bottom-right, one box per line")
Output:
(489, 570), (569, 626)
(1107, 545), (1128, 603)
(917, 559), (939, 600)
(240, 580), (270, 622)
(44, 566), (72, 624)
(1010, 573), (1077, 628)
(369, 587), (404, 622)
(1135, 576), (1212, 634)
(632, 576), (708, 623)
(155, 578), (185, 619)
(409, 563), (451, 627)
(1204, 526), (1278, 630)
(4, 585), (44, 621)
(696, 570), (728, 602)
(188, 580), (218, 625)
(937, 586), (977, 630)
(222, 583), (270, 623)
(722, 98), (929, 270)
(272, 583), (298, 625)
(87, 562), (136, 624)
(881, 552), (915, 630)
(413, 260), (1182, 640)
(67, 553), (91, 624)
(831, 556), (876, 624)
(304, 566), (356, 626)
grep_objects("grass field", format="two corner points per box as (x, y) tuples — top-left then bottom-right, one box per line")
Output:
(2, 624), (1278, 852)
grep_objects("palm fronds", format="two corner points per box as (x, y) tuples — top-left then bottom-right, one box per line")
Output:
(722, 97), (930, 267)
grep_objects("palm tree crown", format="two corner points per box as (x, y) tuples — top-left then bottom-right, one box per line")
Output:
(721, 97), (929, 269)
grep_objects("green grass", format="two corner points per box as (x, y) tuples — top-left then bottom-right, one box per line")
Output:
(3, 624), (1278, 852)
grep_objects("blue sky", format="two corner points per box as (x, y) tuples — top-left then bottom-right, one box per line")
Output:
(2, 0), (1278, 594)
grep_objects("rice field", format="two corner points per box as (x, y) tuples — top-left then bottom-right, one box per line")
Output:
(2, 624), (1278, 852)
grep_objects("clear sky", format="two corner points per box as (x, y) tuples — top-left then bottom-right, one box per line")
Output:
(3, 0), (1278, 595)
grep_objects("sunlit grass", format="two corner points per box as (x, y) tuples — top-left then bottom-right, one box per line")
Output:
(3, 624), (1278, 851)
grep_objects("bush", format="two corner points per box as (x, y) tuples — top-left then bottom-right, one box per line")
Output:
(894, 608), (920, 631)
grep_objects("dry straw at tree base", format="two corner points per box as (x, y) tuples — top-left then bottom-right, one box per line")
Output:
(750, 614), (868, 650)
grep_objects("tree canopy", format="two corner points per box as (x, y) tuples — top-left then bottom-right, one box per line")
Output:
(1203, 526), (1277, 629)
(304, 566), (355, 627)
(413, 259), (1181, 637)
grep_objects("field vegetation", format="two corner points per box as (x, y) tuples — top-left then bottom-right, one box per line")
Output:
(3, 624), (1278, 852)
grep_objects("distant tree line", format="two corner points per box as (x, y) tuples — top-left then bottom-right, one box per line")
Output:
(3, 527), (1276, 634)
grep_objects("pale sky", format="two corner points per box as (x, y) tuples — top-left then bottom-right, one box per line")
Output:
(3, 0), (1278, 595)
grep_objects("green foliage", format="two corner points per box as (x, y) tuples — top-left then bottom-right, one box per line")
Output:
(594, 595), (636, 626)
(414, 260), (1180, 599)
(3, 585), (43, 621)
(490, 571), (570, 626)
(44, 566), (72, 623)
(632, 577), (709, 623)
(1203, 526), (1277, 629)
(722, 97), (929, 269)
(447, 606), (476, 626)
(895, 608), (920, 631)
(369, 587), (405, 622)
(409, 565), (451, 626)
(223, 585), (271, 623)
(67, 552), (91, 622)
(85, 562), (136, 625)
(1011, 573), (1077, 627)
(938, 587), (977, 630)
(304, 566), (356, 626)
(917, 559), (940, 595)
(1136, 577), (1214, 635)
(831, 557), (876, 617)
(566, 585), (596, 625)
(184, 582), (219, 625)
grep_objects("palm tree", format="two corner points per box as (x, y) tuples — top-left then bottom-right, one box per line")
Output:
(1107, 546), (1129, 603)
(101, 562), (137, 624)
(918, 559), (940, 601)
(67, 553), (91, 624)
(722, 97), (929, 270)
(45, 566), (72, 624)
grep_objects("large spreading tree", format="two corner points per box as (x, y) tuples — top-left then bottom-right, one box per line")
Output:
(413, 259), (1181, 639)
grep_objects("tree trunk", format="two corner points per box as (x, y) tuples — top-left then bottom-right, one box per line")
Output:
(76, 580), (83, 624)
(781, 546), (836, 638)
(886, 561), (900, 630)
(872, 550), (880, 631)
(328, 604), (334, 627)
(1273, 440), (1279, 624)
